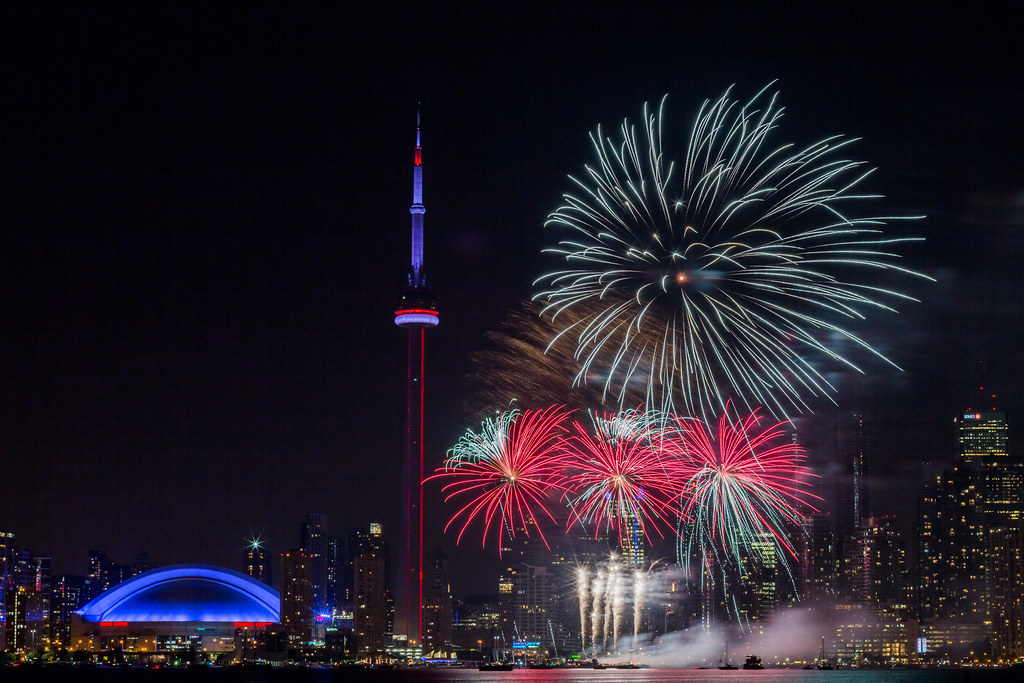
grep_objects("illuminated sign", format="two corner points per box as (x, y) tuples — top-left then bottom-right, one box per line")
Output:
(234, 622), (272, 628)
(916, 637), (927, 654)
(512, 641), (540, 649)
(964, 413), (981, 420)
(100, 621), (128, 627)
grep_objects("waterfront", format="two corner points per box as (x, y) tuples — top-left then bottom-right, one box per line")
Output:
(0, 666), (1016, 682)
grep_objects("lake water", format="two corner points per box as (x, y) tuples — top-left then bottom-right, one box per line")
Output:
(1, 666), (1015, 682)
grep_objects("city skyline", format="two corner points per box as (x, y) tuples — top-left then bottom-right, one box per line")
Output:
(2, 4), (1023, 602)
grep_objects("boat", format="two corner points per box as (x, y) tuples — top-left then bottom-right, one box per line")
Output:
(742, 654), (764, 670)
(613, 663), (642, 669)
(717, 639), (738, 669)
(815, 637), (833, 669)
(479, 662), (515, 671)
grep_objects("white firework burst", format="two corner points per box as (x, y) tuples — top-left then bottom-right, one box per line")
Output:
(535, 84), (930, 420)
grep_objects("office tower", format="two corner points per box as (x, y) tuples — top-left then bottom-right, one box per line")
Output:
(352, 523), (391, 659)
(422, 550), (452, 655)
(989, 526), (1024, 661)
(916, 425), (992, 658)
(917, 464), (986, 619)
(49, 574), (85, 649)
(799, 512), (839, 605)
(394, 111), (439, 645)
(326, 536), (343, 618)
(281, 550), (312, 643)
(86, 549), (116, 600)
(957, 408), (1023, 528)
(0, 531), (13, 651)
(958, 410), (1009, 463)
(301, 514), (328, 614)
(836, 411), (870, 531)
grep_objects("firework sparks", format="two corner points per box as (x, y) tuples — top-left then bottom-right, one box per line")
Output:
(535, 84), (929, 421)
(577, 567), (590, 653)
(429, 405), (573, 555)
(562, 410), (683, 547)
(670, 407), (818, 568)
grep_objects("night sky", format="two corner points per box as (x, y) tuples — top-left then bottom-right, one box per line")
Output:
(2, 5), (1022, 594)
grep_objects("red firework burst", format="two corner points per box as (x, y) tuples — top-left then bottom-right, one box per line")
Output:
(428, 405), (573, 555)
(668, 408), (819, 559)
(561, 411), (683, 545)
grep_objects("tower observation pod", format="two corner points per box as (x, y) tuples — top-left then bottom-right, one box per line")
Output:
(394, 109), (437, 647)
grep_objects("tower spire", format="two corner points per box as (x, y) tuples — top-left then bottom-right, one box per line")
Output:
(410, 108), (425, 287)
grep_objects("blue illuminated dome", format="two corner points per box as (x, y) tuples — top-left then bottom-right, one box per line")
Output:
(76, 564), (280, 623)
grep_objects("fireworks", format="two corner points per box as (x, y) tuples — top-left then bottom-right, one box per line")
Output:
(466, 301), (650, 417)
(561, 410), (682, 548)
(429, 405), (573, 554)
(576, 560), (653, 658)
(670, 407), (818, 568)
(535, 84), (928, 420)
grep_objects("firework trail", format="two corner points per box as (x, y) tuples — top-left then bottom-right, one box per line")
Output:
(466, 301), (640, 417)
(669, 407), (818, 571)
(562, 410), (683, 545)
(612, 573), (624, 653)
(632, 571), (644, 655)
(577, 567), (590, 653)
(603, 566), (615, 653)
(590, 570), (605, 654)
(429, 405), (573, 556)
(535, 85), (929, 421)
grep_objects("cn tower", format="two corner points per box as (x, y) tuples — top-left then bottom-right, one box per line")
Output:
(394, 110), (438, 647)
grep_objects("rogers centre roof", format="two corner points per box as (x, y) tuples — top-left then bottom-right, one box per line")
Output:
(76, 564), (280, 623)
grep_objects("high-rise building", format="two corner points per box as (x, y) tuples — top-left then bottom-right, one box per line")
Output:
(422, 550), (452, 655)
(301, 514), (328, 615)
(49, 574), (85, 648)
(916, 463), (987, 625)
(836, 411), (870, 534)
(326, 536), (343, 619)
(957, 409), (1023, 528)
(914, 402), (1019, 660)
(958, 411), (1009, 462)
(0, 530), (14, 651)
(799, 513), (839, 605)
(989, 525), (1024, 661)
(86, 549), (116, 601)
(2, 550), (50, 652)
(394, 111), (439, 646)
(281, 550), (312, 643)
(352, 523), (391, 659)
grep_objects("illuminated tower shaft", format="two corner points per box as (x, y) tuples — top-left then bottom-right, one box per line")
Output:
(394, 111), (439, 646)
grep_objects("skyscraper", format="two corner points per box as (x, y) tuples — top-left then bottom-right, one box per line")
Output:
(0, 531), (14, 651)
(352, 523), (391, 659)
(301, 514), (328, 615)
(281, 549), (313, 643)
(958, 410), (1009, 462)
(394, 110), (439, 646)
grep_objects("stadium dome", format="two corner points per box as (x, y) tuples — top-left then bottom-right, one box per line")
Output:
(75, 564), (280, 623)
